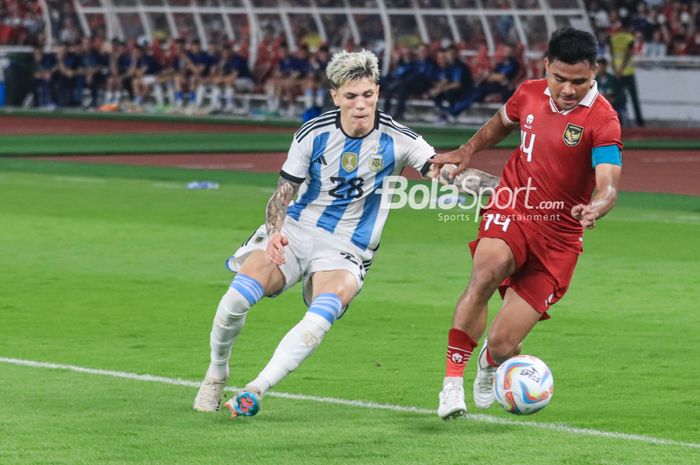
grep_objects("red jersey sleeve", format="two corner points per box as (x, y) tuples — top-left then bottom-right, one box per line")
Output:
(591, 111), (623, 150)
(503, 82), (525, 125)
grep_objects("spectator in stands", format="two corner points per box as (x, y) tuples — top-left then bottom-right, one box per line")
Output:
(172, 38), (194, 109)
(198, 42), (222, 112)
(641, 29), (668, 57)
(59, 17), (79, 44)
(206, 44), (227, 113)
(80, 36), (109, 108)
(54, 41), (82, 107)
(252, 33), (279, 87)
(182, 39), (212, 111)
(301, 44), (330, 122)
(161, 38), (186, 108)
(1, 0), (43, 46)
(69, 40), (86, 107)
(268, 42), (310, 117)
(209, 43), (254, 114)
(447, 43), (520, 119)
(587, 0), (700, 59)
(669, 29), (690, 55)
(131, 43), (164, 109)
(382, 43), (437, 121)
(382, 45), (415, 117)
(266, 41), (292, 115)
(288, 44), (312, 116)
(687, 30), (700, 55)
(596, 57), (628, 126)
(632, 2), (653, 38)
(429, 45), (473, 123)
(609, 17), (645, 126)
(104, 39), (131, 106)
(31, 44), (57, 108)
(589, 0), (611, 31)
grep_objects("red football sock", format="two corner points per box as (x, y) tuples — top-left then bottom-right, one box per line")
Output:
(445, 328), (478, 377)
(485, 347), (499, 368)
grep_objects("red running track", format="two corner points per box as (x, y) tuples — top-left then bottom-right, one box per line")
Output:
(34, 148), (700, 196)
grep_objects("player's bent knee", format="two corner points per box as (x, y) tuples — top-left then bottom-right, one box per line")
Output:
(311, 272), (357, 307)
(467, 268), (505, 297)
(486, 335), (521, 363)
(238, 251), (285, 295)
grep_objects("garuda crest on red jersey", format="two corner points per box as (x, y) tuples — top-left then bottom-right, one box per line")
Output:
(563, 123), (584, 147)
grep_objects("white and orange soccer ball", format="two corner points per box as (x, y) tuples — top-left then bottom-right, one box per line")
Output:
(494, 355), (554, 415)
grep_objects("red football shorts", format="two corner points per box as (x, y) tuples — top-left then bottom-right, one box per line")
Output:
(469, 211), (579, 319)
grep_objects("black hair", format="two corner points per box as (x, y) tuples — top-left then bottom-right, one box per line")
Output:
(546, 27), (598, 67)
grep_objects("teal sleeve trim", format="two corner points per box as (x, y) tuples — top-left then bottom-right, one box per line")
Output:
(592, 145), (622, 167)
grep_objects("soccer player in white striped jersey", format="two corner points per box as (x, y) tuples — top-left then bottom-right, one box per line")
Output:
(193, 50), (496, 417)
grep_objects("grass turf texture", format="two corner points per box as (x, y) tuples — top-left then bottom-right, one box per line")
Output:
(3, 112), (700, 155)
(4, 132), (700, 156)
(0, 159), (698, 465)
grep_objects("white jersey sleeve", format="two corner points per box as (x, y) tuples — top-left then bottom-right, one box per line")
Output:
(376, 112), (435, 176)
(403, 134), (436, 176)
(280, 134), (313, 183)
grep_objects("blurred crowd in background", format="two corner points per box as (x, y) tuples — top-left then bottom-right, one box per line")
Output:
(1, 0), (698, 125)
(587, 0), (700, 57)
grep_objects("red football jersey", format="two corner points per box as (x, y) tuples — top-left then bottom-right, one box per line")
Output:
(490, 79), (622, 254)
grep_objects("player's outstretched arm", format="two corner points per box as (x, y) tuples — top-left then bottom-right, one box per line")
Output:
(451, 168), (501, 193)
(429, 164), (500, 193)
(265, 176), (301, 265)
(572, 163), (622, 229)
(430, 110), (514, 181)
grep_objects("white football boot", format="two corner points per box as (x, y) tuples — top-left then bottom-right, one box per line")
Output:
(438, 382), (467, 420)
(472, 340), (497, 409)
(193, 376), (227, 412)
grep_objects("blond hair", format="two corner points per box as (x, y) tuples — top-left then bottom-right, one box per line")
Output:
(326, 50), (380, 89)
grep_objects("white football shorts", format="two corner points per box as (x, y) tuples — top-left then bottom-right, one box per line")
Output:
(142, 75), (158, 86)
(234, 77), (255, 92)
(226, 218), (373, 307)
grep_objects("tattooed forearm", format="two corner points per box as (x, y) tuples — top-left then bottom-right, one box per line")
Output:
(453, 168), (500, 192)
(437, 166), (500, 192)
(266, 177), (301, 235)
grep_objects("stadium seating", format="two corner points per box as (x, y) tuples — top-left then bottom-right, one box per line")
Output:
(1, 0), (699, 123)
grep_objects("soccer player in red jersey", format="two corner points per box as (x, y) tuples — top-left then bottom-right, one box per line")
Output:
(430, 28), (623, 419)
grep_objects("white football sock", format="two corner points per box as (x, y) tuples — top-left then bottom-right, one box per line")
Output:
(223, 86), (234, 108)
(207, 274), (264, 380)
(209, 86), (222, 109)
(167, 84), (175, 105)
(195, 85), (205, 107)
(153, 84), (164, 105)
(248, 311), (333, 396)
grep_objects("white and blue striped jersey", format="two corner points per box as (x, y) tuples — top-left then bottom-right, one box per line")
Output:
(281, 109), (435, 254)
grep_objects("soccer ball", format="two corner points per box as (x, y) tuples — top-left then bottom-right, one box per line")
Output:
(494, 355), (554, 415)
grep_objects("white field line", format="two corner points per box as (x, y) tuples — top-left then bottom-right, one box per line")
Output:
(1, 356), (699, 451)
(53, 176), (106, 184)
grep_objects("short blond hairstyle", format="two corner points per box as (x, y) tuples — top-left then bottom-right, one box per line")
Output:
(326, 50), (380, 90)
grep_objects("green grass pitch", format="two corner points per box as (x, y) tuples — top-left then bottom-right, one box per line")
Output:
(0, 159), (698, 465)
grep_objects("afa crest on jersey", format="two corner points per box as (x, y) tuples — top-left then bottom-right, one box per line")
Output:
(369, 153), (384, 172)
(563, 123), (584, 147)
(342, 152), (358, 172)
